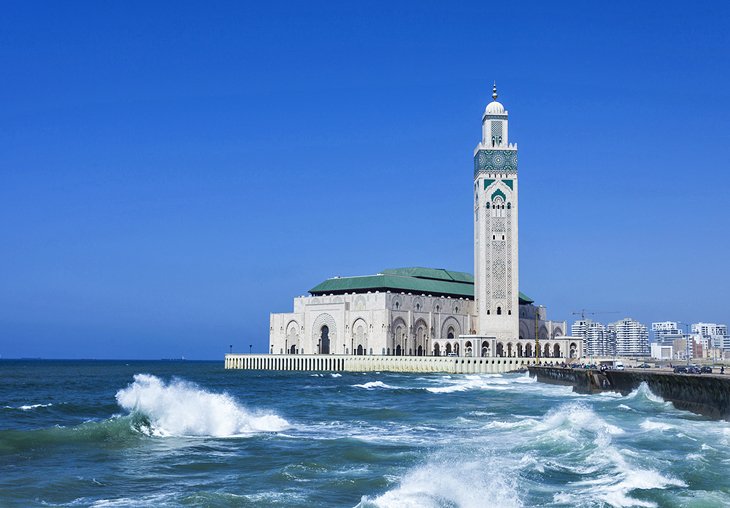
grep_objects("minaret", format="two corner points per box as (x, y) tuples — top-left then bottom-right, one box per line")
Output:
(473, 83), (519, 342)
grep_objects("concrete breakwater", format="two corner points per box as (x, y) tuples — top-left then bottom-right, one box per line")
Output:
(528, 366), (730, 420)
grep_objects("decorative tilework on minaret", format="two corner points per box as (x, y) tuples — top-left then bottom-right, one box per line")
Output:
(473, 83), (519, 342)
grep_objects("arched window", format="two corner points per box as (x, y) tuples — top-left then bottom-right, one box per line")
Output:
(395, 301), (399, 310)
(455, 307), (459, 313)
(507, 203), (511, 209)
(436, 305), (440, 312)
(497, 307), (502, 315)
(416, 303), (421, 311)
(486, 202), (490, 209)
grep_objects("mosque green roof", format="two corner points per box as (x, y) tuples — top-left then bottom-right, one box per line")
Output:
(309, 267), (534, 304)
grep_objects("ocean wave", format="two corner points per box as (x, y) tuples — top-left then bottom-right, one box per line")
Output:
(0, 414), (145, 453)
(356, 457), (522, 508)
(352, 381), (398, 390)
(3, 402), (54, 411)
(640, 419), (674, 432)
(115, 374), (289, 437)
(623, 382), (668, 404)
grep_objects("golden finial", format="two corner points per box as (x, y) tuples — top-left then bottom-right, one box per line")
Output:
(492, 81), (498, 100)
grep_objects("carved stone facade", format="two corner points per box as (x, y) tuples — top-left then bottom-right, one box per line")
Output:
(473, 84), (519, 342)
(269, 288), (578, 359)
(270, 292), (473, 357)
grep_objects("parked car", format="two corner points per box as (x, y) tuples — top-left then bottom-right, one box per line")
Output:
(700, 366), (713, 374)
(637, 363), (651, 369)
(687, 366), (701, 374)
(673, 366), (688, 374)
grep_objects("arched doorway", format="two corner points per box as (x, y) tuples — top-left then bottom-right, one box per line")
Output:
(434, 343), (441, 356)
(507, 343), (513, 357)
(481, 341), (489, 357)
(396, 344), (402, 356)
(357, 344), (364, 355)
(543, 343), (550, 358)
(465, 341), (473, 357)
(553, 344), (561, 358)
(445, 343), (452, 355)
(289, 344), (296, 354)
(517, 343), (523, 357)
(569, 343), (577, 358)
(496, 343), (504, 357)
(454, 343), (460, 356)
(320, 325), (330, 354)
(525, 343), (533, 357)
(417, 345), (423, 356)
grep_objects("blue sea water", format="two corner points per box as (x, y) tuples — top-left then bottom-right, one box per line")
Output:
(1, 360), (729, 507)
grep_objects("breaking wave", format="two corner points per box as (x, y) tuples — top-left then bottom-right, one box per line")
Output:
(357, 457), (522, 508)
(3, 403), (54, 411)
(352, 381), (398, 390)
(115, 374), (289, 437)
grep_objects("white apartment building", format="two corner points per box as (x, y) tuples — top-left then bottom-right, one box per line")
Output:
(572, 319), (616, 357)
(691, 323), (728, 357)
(608, 318), (649, 357)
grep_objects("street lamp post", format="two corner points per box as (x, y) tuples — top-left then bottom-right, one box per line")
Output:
(229, 344), (233, 354)
(249, 344), (253, 354)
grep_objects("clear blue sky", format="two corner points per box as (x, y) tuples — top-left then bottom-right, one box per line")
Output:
(1, 1), (729, 359)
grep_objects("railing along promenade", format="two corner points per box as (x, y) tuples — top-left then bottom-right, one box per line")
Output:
(224, 353), (544, 374)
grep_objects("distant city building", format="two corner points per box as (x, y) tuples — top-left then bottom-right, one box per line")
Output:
(608, 318), (649, 357)
(651, 321), (682, 345)
(692, 322), (728, 337)
(572, 319), (615, 357)
(692, 322), (727, 359)
(650, 343), (673, 360)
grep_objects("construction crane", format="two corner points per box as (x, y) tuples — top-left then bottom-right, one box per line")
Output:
(571, 309), (619, 321)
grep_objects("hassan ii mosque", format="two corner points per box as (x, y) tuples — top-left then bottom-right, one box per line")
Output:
(268, 85), (582, 362)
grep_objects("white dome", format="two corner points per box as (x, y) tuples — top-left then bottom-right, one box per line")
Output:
(485, 100), (505, 114)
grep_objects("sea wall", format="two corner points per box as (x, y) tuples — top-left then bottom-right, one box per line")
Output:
(529, 366), (730, 420)
(225, 353), (534, 374)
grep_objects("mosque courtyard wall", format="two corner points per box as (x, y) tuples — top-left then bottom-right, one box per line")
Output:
(225, 353), (551, 374)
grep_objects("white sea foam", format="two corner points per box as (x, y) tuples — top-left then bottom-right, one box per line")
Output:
(330, 373), (342, 378)
(640, 419), (674, 432)
(352, 381), (398, 390)
(536, 403), (625, 437)
(484, 419), (535, 430)
(624, 382), (668, 404)
(5, 403), (53, 411)
(115, 374), (289, 437)
(356, 457), (522, 508)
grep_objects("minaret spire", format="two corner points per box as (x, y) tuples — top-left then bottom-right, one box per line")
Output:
(492, 82), (498, 100)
